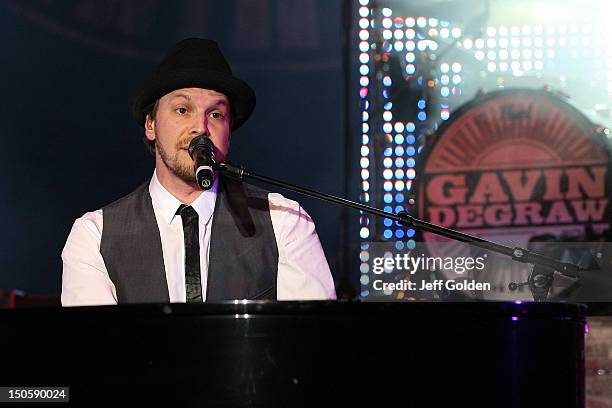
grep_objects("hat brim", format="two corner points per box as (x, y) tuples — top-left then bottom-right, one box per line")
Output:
(131, 68), (256, 130)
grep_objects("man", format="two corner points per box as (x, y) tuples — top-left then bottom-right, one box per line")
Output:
(61, 38), (336, 305)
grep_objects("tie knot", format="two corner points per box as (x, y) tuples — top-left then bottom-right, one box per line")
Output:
(176, 204), (199, 224)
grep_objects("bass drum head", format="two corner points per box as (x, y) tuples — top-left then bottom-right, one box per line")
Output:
(415, 88), (611, 300)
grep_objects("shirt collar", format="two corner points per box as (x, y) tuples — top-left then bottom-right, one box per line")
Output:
(149, 170), (218, 226)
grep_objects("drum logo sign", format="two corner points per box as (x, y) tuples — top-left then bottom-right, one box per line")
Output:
(418, 91), (611, 242)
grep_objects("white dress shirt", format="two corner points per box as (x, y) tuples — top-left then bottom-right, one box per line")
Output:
(61, 171), (336, 306)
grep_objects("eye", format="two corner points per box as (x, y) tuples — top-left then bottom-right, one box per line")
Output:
(175, 107), (187, 115)
(209, 111), (224, 119)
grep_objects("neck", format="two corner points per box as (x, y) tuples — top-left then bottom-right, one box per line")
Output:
(155, 163), (203, 205)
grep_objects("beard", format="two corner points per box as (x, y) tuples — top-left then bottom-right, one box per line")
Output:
(156, 139), (196, 184)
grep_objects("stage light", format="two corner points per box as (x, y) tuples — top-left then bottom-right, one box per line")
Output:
(360, 228), (369, 239)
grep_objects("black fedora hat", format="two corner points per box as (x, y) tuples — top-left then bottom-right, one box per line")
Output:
(131, 38), (255, 130)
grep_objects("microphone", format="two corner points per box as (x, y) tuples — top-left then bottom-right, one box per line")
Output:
(188, 135), (216, 190)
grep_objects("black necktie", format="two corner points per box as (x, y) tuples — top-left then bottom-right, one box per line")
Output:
(177, 204), (203, 303)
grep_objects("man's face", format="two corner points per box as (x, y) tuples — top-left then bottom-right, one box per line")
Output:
(144, 88), (232, 184)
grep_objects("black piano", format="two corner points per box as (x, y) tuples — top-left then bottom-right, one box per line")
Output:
(0, 301), (585, 406)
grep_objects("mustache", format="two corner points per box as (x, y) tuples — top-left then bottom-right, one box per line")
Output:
(177, 139), (195, 150)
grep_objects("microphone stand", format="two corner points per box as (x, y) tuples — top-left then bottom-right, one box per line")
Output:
(216, 161), (583, 301)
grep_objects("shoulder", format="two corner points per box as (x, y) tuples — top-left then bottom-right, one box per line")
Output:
(268, 192), (305, 216)
(102, 181), (150, 211)
(63, 209), (104, 254)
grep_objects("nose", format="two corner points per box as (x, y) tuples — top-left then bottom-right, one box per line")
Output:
(190, 111), (209, 136)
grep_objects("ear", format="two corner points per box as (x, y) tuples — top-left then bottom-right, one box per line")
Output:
(144, 114), (156, 142)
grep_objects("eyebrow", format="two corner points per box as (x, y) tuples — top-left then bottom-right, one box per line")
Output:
(209, 99), (229, 108)
(169, 95), (228, 107)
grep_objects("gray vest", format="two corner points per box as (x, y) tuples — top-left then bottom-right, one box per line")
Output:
(100, 176), (279, 303)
